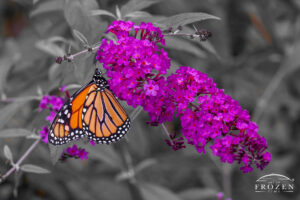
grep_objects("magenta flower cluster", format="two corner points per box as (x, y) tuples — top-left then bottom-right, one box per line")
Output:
(39, 95), (65, 144)
(97, 20), (173, 124)
(170, 66), (270, 172)
(40, 126), (49, 143)
(61, 144), (89, 160)
(165, 132), (186, 151)
(97, 20), (271, 173)
(39, 95), (65, 123)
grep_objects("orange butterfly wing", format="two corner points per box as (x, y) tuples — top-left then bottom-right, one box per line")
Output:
(49, 69), (130, 145)
(49, 83), (96, 145)
(82, 88), (130, 144)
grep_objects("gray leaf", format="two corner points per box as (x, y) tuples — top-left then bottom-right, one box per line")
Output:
(20, 164), (50, 174)
(124, 11), (152, 19)
(121, 0), (159, 15)
(0, 129), (34, 138)
(35, 40), (66, 57)
(116, 5), (122, 19)
(73, 29), (89, 46)
(155, 12), (220, 29)
(90, 9), (116, 19)
(4, 145), (13, 162)
(48, 144), (65, 165)
(165, 36), (206, 58)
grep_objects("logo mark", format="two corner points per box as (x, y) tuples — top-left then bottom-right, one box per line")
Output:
(255, 173), (295, 193)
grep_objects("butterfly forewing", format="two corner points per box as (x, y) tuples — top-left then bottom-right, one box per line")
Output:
(49, 83), (95, 145)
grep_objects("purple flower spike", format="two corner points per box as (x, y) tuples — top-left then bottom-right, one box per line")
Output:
(39, 95), (49, 111)
(40, 94), (65, 123)
(61, 144), (89, 161)
(97, 20), (171, 124)
(96, 20), (271, 173)
(40, 126), (49, 144)
(66, 144), (79, 156)
(165, 132), (186, 151)
(170, 66), (271, 173)
(78, 149), (89, 160)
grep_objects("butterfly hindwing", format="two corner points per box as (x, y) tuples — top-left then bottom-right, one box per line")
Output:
(82, 88), (130, 144)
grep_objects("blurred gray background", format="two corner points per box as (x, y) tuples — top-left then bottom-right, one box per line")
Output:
(0, 0), (299, 199)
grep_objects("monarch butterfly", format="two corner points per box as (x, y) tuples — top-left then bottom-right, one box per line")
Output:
(48, 68), (130, 145)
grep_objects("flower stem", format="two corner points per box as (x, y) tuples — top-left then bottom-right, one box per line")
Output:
(165, 32), (207, 40)
(0, 138), (41, 183)
(222, 164), (232, 198)
(56, 44), (101, 64)
(56, 31), (207, 64)
(161, 123), (171, 137)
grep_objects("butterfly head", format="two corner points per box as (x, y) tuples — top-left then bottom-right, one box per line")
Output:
(93, 68), (108, 88)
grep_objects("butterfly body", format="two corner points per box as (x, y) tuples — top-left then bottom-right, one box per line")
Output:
(49, 69), (130, 145)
